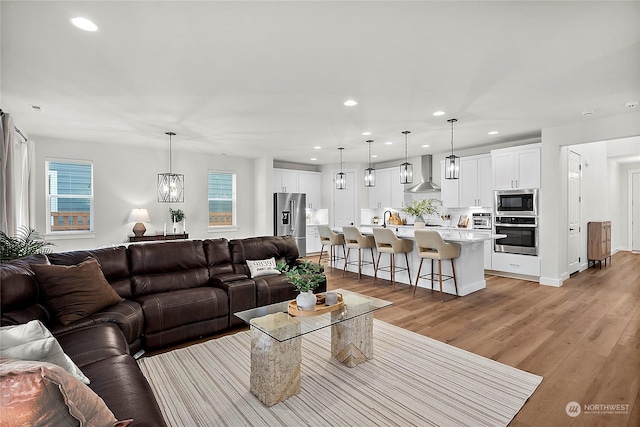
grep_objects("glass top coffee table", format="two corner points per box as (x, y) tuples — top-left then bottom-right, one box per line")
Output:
(234, 289), (392, 406)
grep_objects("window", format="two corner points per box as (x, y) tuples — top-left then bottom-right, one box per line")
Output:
(46, 160), (93, 233)
(208, 172), (236, 227)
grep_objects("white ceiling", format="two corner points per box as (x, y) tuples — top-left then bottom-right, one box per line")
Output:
(2, 1), (639, 165)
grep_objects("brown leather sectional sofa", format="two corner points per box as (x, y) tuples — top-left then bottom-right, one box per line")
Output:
(0, 235), (325, 426)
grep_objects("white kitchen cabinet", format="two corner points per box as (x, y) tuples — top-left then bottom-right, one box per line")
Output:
(306, 225), (322, 254)
(368, 169), (392, 208)
(389, 167), (407, 208)
(440, 160), (460, 208)
(491, 252), (540, 276)
(491, 144), (541, 190)
(460, 155), (492, 207)
(273, 169), (299, 193)
(298, 171), (322, 208)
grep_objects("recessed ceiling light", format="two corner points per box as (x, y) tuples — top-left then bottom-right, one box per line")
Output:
(625, 101), (638, 109)
(385, 141), (393, 145)
(313, 146), (322, 150)
(71, 17), (98, 32)
(310, 158), (317, 161)
(581, 110), (595, 116)
(433, 111), (446, 116)
(29, 104), (43, 112)
(421, 144), (430, 148)
(362, 131), (372, 136)
(371, 155), (378, 158)
(488, 131), (499, 135)
(343, 100), (358, 107)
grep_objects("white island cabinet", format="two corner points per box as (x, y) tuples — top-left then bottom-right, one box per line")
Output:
(335, 226), (505, 297)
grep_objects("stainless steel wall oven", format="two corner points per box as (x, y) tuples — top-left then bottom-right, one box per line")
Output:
(494, 216), (538, 256)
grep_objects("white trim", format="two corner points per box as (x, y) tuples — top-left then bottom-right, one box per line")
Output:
(207, 226), (239, 233)
(628, 169), (640, 252)
(45, 232), (96, 240)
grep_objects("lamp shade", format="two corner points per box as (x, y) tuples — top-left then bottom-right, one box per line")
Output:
(128, 208), (150, 223)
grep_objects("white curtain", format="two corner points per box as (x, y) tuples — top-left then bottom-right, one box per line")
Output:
(1, 112), (35, 235)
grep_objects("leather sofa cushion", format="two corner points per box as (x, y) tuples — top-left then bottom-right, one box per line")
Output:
(143, 317), (228, 350)
(51, 300), (144, 349)
(136, 287), (228, 334)
(48, 247), (132, 298)
(254, 274), (299, 306)
(81, 355), (167, 427)
(132, 268), (210, 296)
(203, 238), (235, 276)
(129, 241), (207, 275)
(0, 255), (50, 327)
(229, 235), (299, 275)
(55, 323), (129, 368)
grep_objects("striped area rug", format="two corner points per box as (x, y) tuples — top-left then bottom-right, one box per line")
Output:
(138, 320), (542, 426)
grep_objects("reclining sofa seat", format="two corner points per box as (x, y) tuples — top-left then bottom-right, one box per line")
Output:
(128, 240), (229, 349)
(229, 235), (327, 306)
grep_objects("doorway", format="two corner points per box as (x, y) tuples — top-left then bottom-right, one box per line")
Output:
(632, 171), (640, 252)
(567, 151), (581, 274)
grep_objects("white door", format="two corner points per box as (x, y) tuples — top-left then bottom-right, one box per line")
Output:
(567, 151), (581, 274)
(633, 172), (640, 251)
(334, 171), (356, 227)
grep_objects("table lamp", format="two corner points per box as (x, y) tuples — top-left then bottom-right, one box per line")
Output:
(128, 208), (150, 237)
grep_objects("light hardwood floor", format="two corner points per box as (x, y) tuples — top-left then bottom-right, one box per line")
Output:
(318, 250), (640, 427)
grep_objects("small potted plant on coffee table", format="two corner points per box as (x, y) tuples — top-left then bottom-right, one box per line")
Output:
(277, 260), (324, 310)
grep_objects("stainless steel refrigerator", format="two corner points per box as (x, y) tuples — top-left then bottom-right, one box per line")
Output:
(274, 192), (306, 257)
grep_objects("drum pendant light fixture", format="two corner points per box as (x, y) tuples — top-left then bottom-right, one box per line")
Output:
(364, 139), (375, 187)
(157, 132), (185, 202)
(400, 131), (413, 184)
(336, 147), (347, 190)
(445, 119), (460, 180)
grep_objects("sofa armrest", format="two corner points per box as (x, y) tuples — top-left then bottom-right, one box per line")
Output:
(209, 273), (250, 287)
(210, 275), (256, 328)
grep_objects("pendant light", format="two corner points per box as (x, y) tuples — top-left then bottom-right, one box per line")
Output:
(400, 131), (413, 184)
(364, 140), (375, 187)
(157, 132), (185, 202)
(336, 147), (347, 190)
(445, 119), (460, 180)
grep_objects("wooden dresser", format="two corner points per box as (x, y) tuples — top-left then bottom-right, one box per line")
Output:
(587, 221), (611, 268)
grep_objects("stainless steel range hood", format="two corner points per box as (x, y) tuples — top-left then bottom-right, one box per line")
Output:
(404, 155), (441, 193)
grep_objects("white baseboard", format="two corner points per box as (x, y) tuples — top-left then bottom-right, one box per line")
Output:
(539, 276), (563, 287)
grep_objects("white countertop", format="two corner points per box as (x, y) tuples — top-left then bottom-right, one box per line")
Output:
(340, 226), (505, 244)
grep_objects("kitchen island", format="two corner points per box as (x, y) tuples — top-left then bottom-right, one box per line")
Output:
(335, 226), (505, 296)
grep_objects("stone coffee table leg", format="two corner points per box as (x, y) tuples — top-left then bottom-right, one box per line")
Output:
(331, 307), (373, 367)
(249, 313), (301, 406)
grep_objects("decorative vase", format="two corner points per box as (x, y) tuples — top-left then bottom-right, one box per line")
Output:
(414, 221), (425, 229)
(296, 290), (316, 311)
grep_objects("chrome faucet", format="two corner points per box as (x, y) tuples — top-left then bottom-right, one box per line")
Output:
(383, 210), (392, 228)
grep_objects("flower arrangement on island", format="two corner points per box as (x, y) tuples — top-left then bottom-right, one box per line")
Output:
(401, 198), (442, 223)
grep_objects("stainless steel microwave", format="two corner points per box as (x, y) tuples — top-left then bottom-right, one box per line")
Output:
(494, 189), (538, 216)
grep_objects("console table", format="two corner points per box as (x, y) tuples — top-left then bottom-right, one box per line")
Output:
(129, 233), (188, 242)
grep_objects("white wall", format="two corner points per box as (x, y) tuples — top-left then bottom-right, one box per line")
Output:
(540, 110), (640, 285)
(34, 135), (258, 251)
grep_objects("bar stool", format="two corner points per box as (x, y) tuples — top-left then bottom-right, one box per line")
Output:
(414, 229), (461, 301)
(342, 226), (376, 280)
(372, 228), (413, 291)
(317, 225), (345, 267)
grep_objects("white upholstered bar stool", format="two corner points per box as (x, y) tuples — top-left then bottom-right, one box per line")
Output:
(342, 226), (376, 280)
(414, 229), (461, 301)
(372, 228), (413, 291)
(317, 225), (346, 267)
